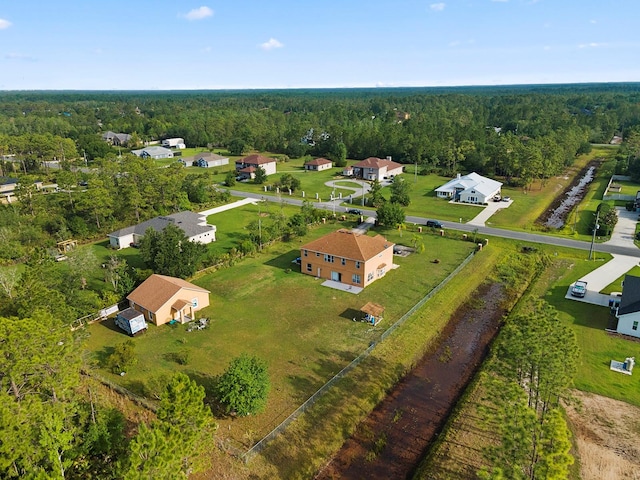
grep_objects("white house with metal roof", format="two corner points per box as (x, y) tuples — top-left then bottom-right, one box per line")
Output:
(435, 172), (502, 204)
(107, 211), (216, 249)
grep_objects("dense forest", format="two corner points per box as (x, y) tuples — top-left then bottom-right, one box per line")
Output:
(2, 84), (640, 173)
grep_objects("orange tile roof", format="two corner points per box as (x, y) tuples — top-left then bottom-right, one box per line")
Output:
(241, 154), (276, 165)
(301, 229), (393, 261)
(127, 274), (209, 313)
(354, 157), (403, 170)
(305, 157), (332, 166)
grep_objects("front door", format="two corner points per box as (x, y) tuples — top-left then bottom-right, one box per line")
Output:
(331, 271), (342, 282)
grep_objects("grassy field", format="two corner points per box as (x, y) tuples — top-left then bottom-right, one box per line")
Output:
(240, 239), (504, 479)
(84, 223), (477, 451)
(611, 179), (640, 196)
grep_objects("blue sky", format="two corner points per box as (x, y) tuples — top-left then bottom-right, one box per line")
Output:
(0, 0), (638, 90)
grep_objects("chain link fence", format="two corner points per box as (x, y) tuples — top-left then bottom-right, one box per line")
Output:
(242, 251), (476, 463)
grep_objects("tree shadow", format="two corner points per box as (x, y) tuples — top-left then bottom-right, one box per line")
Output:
(95, 345), (115, 369)
(263, 250), (302, 271)
(339, 307), (363, 322)
(185, 370), (229, 418)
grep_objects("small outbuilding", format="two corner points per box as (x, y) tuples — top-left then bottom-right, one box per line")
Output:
(115, 307), (148, 336)
(359, 302), (385, 325)
(304, 157), (333, 171)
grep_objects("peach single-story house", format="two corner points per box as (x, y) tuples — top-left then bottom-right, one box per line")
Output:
(126, 274), (210, 326)
(304, 157), (333, 171)
(300, 229), (394, 289)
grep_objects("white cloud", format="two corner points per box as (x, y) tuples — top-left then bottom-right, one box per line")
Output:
(590, 19), (597, 24)
(183, 6), (214, 21)
(543, 45), (551, 51)
(259, 38), (284, 51)
(430, 3), (446, 12)
(0, 18), (12, 30)
(578, 42), (606, 49)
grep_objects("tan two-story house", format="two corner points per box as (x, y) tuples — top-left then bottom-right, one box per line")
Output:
(300, 229), (394, 289)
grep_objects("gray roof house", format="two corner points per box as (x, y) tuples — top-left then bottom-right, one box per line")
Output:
(131, 146), (174, 160)
(102, 131), (132, 146)
(611, 275), (640, 339)
(107, 211), (216, 249)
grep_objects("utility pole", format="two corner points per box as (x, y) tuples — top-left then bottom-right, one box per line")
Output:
(588, 208), (600, 260)
(414, 161), (418, 183)
(332, 185), (336, 217)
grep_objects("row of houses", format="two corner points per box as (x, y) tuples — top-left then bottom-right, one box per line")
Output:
(118, 226), (395, 329)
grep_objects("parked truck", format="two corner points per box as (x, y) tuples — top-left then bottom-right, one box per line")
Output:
(115, 308), (148, 336)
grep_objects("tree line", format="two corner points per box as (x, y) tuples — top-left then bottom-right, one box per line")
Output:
(3, 85), (640, 179)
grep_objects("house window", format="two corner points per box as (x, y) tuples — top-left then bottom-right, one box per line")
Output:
(306, 263), (312, 272)
(324, 254), (334, 263)
(352, 274), (361, 284)
(367, 272), (374, 281)
(192, 297), (198, 308)
(303, 250), (308, 257)
(378, 267), (386, 276)
(316, 252), (320, 257)
(355, 261), (361, 269)
(341, 258), (346, 266)
(633, 321), (639, 331)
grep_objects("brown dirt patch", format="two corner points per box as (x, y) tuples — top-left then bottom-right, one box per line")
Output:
(565, 390), (640, 480)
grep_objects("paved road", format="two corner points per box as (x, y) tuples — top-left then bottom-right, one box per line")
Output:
(224, 189), (640, 258)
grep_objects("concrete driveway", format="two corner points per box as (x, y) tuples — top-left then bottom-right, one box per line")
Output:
(566, 206), (639, 305)
(467, 199), (513, 226)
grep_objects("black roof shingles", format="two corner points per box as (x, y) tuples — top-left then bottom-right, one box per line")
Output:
(618, 275), (640, 316)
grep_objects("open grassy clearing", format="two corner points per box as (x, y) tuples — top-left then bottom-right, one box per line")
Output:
(85, 224), (476, 452)
(238, 242), (504, 479)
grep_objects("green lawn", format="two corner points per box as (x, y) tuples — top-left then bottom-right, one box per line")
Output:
(393, 174), (486, 222)
(612, 180), (640, 197)
(84, 227), (476, 447)
(541, 255), (640, 407)
(600, 265), (640, 294)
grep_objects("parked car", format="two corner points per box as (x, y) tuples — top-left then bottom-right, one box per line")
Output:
(571, 280), (588, 298)
(426, 220), (443, 228)
(292, 257), (301, 265)
(493, 195), (502, 202)
(502, 196), (511, 202)
(347, 208), (362, 215)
